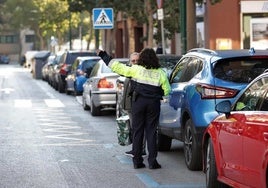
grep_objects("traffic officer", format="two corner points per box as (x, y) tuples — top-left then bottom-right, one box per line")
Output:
(97, 48), (171, 169)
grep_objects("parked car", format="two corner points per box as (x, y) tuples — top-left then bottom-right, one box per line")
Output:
(82, 59), (127, 116)
(0, 55), (10, 64)
(65, 56), (101, 95)
(158, 48), (268, 171)
(47, 52), (63, 89)
(42, 55), (55, 81)
(116, 54), (181, 118)
(202, 72), (268, 188)
(54, 50), (97, 93)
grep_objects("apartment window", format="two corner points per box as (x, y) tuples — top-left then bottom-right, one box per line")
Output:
(0, 35), (18, 43)
(25, 35), (35, 43)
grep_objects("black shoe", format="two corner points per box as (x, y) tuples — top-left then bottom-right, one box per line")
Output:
(149, 162), (161, 169)
(125, 150), (134, 157)
(134, 163), (146, 169)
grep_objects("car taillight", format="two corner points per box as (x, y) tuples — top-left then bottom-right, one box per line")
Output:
(98, 78), (114, 88)
(59, 64), (68, 75)
(196, 83), (239, 99)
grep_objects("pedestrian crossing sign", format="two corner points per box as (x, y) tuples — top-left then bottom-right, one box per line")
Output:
(93, 8), (114, 29)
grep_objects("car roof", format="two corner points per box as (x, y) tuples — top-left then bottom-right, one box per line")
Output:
(187, 48), (268, 59)
(76, 56), (101, 61)
(157, 54), (181, 58)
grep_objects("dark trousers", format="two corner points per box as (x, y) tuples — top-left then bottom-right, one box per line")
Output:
(131, 96), (160, 165)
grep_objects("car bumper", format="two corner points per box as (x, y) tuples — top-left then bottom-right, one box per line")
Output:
(91, 92), (117, 107)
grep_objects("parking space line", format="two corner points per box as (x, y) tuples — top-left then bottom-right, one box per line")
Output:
(136, 173), (206, 188)
(136, 173), (159, 187)
(116, 155), (132, 164)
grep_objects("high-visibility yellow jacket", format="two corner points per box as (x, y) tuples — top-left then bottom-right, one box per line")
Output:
(109, 60), (171, 99)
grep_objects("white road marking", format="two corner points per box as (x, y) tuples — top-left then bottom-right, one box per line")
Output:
(44, 99), (64, 107)
(14, 99), (32, 108)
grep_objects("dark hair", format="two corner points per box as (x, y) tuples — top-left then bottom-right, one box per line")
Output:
(138, 48), (160, 69)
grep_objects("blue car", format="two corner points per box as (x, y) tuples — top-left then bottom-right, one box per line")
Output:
(158, 48), (268, 171)
(65, 56), (101, 95)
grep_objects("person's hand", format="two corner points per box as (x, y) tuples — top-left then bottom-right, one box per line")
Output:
(96, 49), (102, 55)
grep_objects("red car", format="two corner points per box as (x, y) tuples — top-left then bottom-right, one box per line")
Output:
(202, 72), (268, 188)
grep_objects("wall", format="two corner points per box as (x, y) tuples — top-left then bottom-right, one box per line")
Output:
(205, 0), (241, 49)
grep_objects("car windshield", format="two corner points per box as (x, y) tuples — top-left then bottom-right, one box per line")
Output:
(213, 57), (268, 83)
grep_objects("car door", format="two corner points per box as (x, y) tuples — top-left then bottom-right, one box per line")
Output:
(242, 111), (268, 188)
(159, 57), (202, 129)
(239, 77), (268, 187)
(217, 112), (244, 184)
(218, 76), (268, 185)
(65, 59), (79, 90)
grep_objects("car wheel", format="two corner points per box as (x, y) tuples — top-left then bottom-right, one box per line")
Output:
(157, 132), (172, 151)
(73, 83), (81, 96)
(205, 138), (228, 188)
(183, 118), (202, 171)
(58, 79), (65, 93)
(90, 98), (101, 116)
(65, 84), (71, 95)
(82, 96), (90, 110)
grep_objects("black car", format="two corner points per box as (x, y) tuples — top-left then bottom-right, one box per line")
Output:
(54, 50), (97, 93)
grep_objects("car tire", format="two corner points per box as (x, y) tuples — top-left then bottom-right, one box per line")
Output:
(82, 96), (90, 110)
(58, 79), (65, 93)
(90, 98), (101, 116)
(157, 132), (172, 151)
(65, 84), (71, 95)
(206, 138), (228, 188)
(183, 119), (202, 171)
(73, 82), (81, 96)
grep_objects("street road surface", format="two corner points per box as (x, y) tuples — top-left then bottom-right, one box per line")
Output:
(0, 63), (205, 188)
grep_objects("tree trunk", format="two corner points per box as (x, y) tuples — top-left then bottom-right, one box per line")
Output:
(145, 0), (154, 48)
(186, 0), (197, 50)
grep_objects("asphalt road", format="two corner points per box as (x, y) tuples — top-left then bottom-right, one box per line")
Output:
(0, 63), (206, 188)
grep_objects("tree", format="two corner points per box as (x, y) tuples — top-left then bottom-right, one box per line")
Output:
(3, 0), (80, 50)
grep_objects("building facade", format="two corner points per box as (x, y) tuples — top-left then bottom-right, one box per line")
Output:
(204, 0), (268, 50)
(1, 0), (268, 62)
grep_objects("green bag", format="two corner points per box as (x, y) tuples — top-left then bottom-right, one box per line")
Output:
(116, 115), (132, 146)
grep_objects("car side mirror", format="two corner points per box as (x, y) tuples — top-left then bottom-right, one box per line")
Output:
(215, 100), (231, 118)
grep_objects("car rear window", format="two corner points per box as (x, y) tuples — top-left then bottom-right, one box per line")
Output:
(213, 57), (268, 83)
(66, 52), (97, 65)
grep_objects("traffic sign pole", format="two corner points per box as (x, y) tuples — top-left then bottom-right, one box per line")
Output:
(157, 0), (165, 54)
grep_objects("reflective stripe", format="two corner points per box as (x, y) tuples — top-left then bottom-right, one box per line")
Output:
(109, 60), (171, 96)
(132, 77), (161, 86)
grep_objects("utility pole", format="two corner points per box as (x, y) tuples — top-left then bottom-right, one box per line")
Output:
(180, 0), (187, 54)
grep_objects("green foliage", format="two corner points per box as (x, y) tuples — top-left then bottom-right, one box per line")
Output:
(1, 0), (223, 50)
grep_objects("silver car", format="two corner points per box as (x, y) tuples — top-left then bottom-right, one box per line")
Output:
(82, 58), (128, 116)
